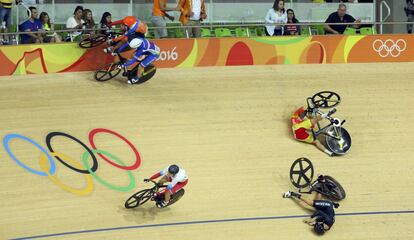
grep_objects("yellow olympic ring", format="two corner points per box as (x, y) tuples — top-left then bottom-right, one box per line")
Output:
(39, 152), (94, 196)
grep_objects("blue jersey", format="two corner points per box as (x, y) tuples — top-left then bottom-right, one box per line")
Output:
(118, 38), (160, 67)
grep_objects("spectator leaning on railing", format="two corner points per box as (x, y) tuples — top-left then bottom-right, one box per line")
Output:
(265, 0), (287, 36)
(284, 8), (300, 35)
(99, 12), (112, 35)
(177, 0), (207, 38)
(19, 6), (44, 44)
(39, 11), (61, 43)
(405, 0), (414, 34)
(324, 3), (360, 34)
(66, 5), (84, 41)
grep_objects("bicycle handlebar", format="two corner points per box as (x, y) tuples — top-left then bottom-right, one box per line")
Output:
(145, 179), (168, 188)
(313, 108), (346, 127)
(144, 179), (158, 185)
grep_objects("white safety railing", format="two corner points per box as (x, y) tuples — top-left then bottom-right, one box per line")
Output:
(379, 0), (391, 34)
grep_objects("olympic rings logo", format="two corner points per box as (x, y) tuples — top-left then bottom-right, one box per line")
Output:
(372, 39), (407, 58)
(2, 128), (141, 196)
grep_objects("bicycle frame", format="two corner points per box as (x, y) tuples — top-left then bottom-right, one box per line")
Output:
(298, 179), (319, 195)
(298, 179), (330, 196)
(147, 180), (167, 193)
(306, 97), (346, 141)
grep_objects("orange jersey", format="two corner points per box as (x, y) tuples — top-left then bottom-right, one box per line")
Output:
(153, 0), (167, 17)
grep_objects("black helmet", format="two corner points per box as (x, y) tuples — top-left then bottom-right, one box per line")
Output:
(168, 164), (179, 175)
(314, 222), (325, 235)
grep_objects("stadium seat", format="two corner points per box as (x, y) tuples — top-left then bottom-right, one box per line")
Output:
(256, 27), (266, 36)
(360, 27), (376, 35)
(235, 27), (248, 37)
(8, 24), (17, 32)
(175, 28), (184, 38)
(201, 28), (212, 37)
(248, 28), (257, 36)
(214, 28), (232, 37)
(343, 27), (357, 35)
(300, 26), (311, 36)
(314, 25), (325, 35)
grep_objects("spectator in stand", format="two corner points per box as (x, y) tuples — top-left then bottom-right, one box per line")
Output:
(284, 9), (300, 35)
(99, 12), (112, 34)
(152, 0), (176, 39)
(405, 0), (414, 34)
(324, 3), (361, 34)
(0, 20), (6, 44)
(265, 0), (287, 36)
(39, 12), (62, 43)
(66, 6), (84, 41)
(20, 6), (44, 44)
(82, 9), (95, 35)
(177, 0), (207, 38)
(0, 0), (21, 30)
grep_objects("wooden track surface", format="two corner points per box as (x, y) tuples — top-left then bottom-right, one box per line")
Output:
(0, 63), (413, 239)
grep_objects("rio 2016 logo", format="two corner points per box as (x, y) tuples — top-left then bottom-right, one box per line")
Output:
(157, 47), (178, 61)
(2, 128), (141, 196)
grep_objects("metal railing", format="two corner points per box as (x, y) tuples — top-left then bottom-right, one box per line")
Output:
(380, 0), (391, 34)
(0, 21), (413, 45)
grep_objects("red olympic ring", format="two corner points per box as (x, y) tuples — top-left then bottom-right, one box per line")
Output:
(89, 128), (141, 170)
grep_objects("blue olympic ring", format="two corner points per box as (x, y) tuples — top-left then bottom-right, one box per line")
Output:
(3, 133), (57, 176)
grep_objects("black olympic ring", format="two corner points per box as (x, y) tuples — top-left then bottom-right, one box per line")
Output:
(46, 132), (98, 174)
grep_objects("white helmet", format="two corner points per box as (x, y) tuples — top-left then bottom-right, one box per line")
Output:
(129, 38), (143, 49)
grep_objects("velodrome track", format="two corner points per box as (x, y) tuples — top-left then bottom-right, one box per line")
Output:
(1, 63), (413, 239)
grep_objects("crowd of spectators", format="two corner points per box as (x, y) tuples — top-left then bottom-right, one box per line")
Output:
(265, 0), (362, 36)
(0, 0), (411, 45)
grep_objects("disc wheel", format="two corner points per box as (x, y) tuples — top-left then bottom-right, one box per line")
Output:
(324, 176), (346, 201)
(129, 64), (156, 84)
(165, 189), (185, 207)
(94, 62), (122, 81)
(124, 189), (153, 209)
(290, 157), (314, 189)
(311, 91), (341, 109)
(79, 34), (108, 48)
(325, 126), (352, 155)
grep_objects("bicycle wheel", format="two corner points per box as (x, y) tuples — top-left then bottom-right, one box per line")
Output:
(165, 189), (185, 207)
(124, 189), (153, 209)
(325, 126), (352, 155)
(94, 62), (122, 82)
(290, 157), (314, 189)
(138, 64), (157, 84)
(79, 34), (108, 48)
(324, 176), (346, 201)
(311, 91), (341, 109)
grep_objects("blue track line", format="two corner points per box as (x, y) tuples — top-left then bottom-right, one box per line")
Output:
(11, 210), (414, 240)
